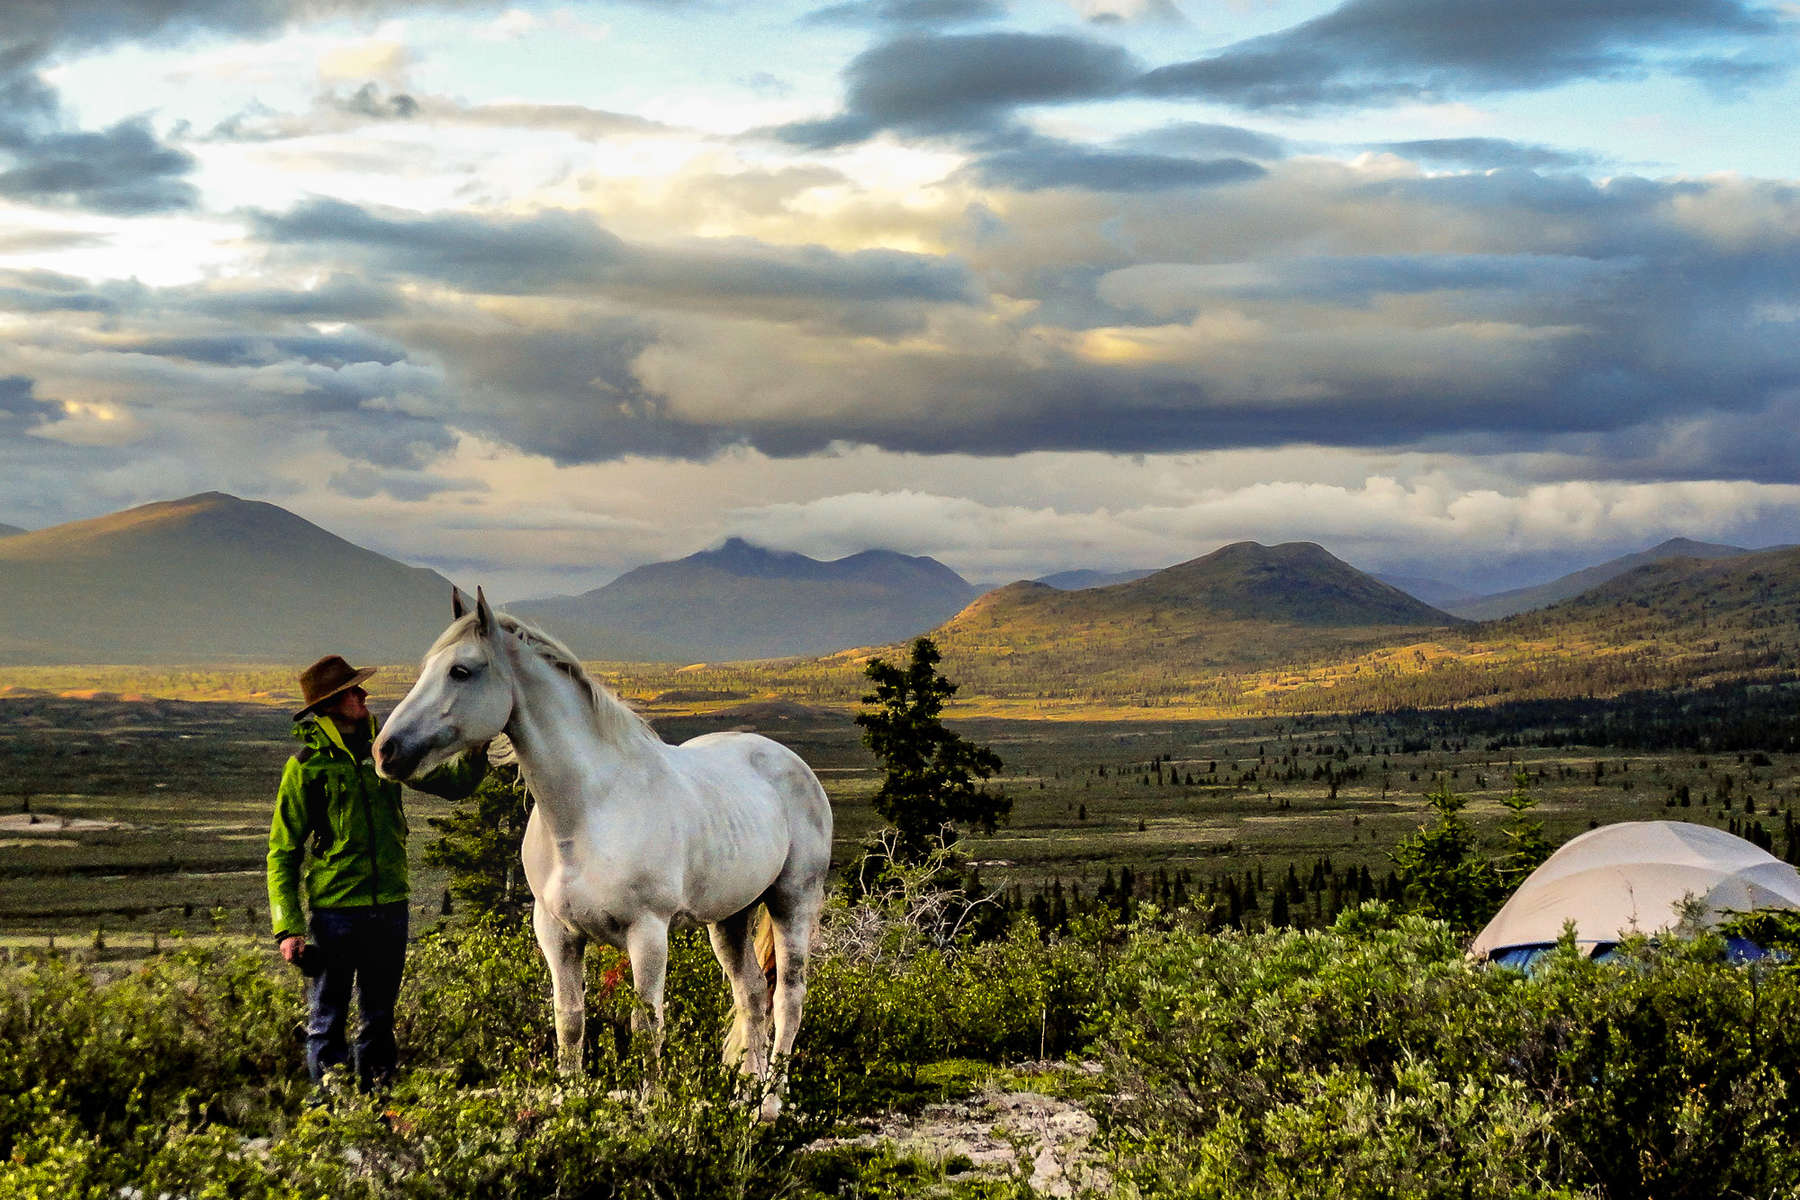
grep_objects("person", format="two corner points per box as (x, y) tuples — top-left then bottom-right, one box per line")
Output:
(268, 653), (489, 1091)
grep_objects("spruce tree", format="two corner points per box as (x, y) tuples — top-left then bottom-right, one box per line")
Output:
(856, 637), (1006, 860)
(423, 764), (535, 917)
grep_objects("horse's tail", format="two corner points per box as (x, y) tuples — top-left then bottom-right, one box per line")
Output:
(722, 907), (780, 1065)
(754, 907), (778, 989)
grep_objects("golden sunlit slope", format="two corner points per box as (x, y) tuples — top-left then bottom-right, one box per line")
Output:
(1448, 537), (1760, 620)
(0, 493), (461, 665)
(1204, 544), (1800, 715)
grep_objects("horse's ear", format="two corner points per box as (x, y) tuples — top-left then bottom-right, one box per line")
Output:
(452, 586), (472, 620)
(474, 586), (494, 637)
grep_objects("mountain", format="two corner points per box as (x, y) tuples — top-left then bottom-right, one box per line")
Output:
(0, 523), (24, 537)
(929, 541), (1462, 694)
(1035, 567), (1158, 590)
(0, 493), (471, 665)
(512, 537), (979, 661)
(1378, 573), (1484, 611)
(1094, 541), (1460, 626)
(1449, 538), (1757, 620)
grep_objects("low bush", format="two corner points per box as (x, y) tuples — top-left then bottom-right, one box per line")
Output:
(7, 903), (1800, 1197)
(1100, 902), (1800, 1200)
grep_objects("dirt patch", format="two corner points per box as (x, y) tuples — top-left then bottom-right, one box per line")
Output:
(814, 1078), (1109, 1197)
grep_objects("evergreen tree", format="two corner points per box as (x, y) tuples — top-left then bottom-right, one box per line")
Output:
(1496, 770), (1552, 887)
(423, 764), (535, 917)
(856, 637), (1006, 860)
(1391, 777), (1503, 934)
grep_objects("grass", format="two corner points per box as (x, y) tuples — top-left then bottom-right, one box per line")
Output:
(4, 685), (1796, 940)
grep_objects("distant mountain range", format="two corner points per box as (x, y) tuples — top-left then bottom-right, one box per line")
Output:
(0, 522), (25, 537)
(1444, 538), (1759, 620)
(512, 537), (978, 661)
(0, 493), (458, 665)
(4, 493), (1794, 702)
(1375, 573), (1485, 611)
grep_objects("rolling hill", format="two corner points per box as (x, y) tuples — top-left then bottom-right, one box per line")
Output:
(923, 541), (1463, 703)
(512, 537), (979, 661)
(1448, 538), (1758, 620)
(0, 493), (470, 666)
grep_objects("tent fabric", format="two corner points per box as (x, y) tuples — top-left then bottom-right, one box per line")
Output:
(1471, 821), (1800, 959)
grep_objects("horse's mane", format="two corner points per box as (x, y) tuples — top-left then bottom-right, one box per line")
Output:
(430, 611), (657, 747)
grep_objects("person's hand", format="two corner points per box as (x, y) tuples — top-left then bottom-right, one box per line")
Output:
(279, 935), (305, 965)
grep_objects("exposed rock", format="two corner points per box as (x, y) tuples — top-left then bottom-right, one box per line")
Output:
(813, 1081), (1109, 1197)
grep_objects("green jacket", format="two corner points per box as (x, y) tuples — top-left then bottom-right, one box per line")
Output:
(267, 715), (488, 939)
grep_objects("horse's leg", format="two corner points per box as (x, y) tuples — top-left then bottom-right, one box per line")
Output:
(625, 916), (671, 1074)
(708, 907), (771, 1079)
(533, 900), (587, 1075)
(762, 882), (824, 1119)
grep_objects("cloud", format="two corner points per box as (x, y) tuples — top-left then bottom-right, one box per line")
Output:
(1373, 138), (1599, 171)
(327, 467), (487, 502)
(0, 108), (197, 215)
(253, 198), (979, 330)
(0, 1), (486, 61)
(803, 0), (1008, 27)
(207, 82), (672, 143)
(776, 31), (1138, 147)
(0, 269), (122, 314)
(1136, 0), (1792, 111)
(1116, 121), (1292, 161)
(966, 135), (1265, 192)
(0, 375), (60, 427)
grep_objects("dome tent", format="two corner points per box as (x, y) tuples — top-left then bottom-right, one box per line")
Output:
(1471, 821), (1800, 966)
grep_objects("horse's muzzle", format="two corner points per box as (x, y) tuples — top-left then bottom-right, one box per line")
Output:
(372, 730), (425, 781)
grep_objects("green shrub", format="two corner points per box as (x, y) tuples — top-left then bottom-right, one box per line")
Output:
(1099, 903), (1800, 1200)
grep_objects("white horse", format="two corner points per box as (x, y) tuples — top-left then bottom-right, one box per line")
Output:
(373, 589), (833, 1110)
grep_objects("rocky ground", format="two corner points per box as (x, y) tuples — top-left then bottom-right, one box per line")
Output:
(813, 1062), (1112, 1197)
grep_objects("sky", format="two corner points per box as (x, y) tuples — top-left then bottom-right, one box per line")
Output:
(1, 0), (1798, 600)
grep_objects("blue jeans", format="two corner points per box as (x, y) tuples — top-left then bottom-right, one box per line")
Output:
(306, 902), (408, 1089)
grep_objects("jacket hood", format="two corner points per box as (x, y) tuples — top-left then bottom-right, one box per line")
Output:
(292, 714), (379, 757)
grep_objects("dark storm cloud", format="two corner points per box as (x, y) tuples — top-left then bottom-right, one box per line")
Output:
(966, 135), (1264, 192)
(0, 108), (198, 215)
(253, 198), (978, 315)
(610, 169), (1800, 469)
(1375, 138), (1598, 171)
(803, 0), (1006, 28)
(255, 199), (633, 293)
(1116, 122), (1292, 161)
(776, 32), (1137, 147)
(1137, 0), (1791, 111)
(0, 376), (60, 427)
(401, 317), (727, 464)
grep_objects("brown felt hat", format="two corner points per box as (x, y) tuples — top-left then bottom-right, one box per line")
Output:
(294, 655), (377, 720)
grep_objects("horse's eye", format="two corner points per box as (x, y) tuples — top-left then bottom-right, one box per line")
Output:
(448, 664), (473, 681)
